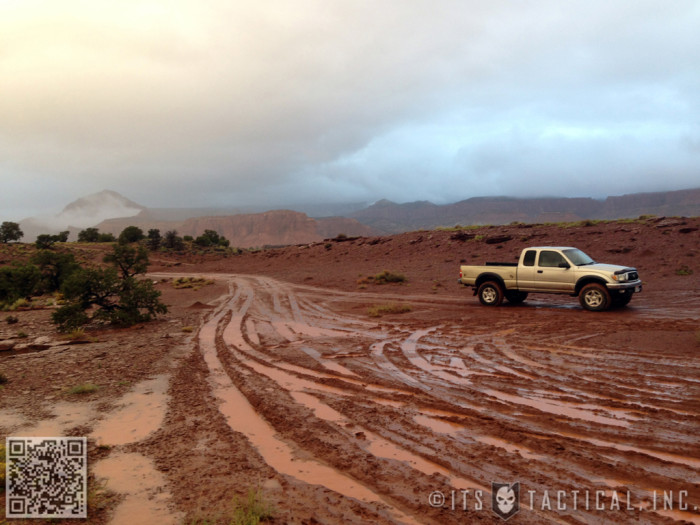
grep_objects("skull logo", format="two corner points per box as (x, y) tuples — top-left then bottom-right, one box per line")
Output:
(492, 482), (520, 520)
(496, 485), (516, 513)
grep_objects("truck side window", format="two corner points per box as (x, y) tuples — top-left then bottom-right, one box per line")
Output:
(523, 250), (536, 267)
(539, 250), (566, 267)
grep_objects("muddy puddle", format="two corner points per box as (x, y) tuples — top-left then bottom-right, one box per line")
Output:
(92, 375), (169, 446)
(94, 452), (182, 525)
(200, 312), (419, 524)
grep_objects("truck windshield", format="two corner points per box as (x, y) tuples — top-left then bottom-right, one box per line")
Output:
(563, 249), (595, 266)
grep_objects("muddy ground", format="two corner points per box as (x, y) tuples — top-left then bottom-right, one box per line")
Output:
(1, 217), (699, 524)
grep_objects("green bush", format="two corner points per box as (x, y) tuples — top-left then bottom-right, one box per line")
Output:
(118, 225), (145, 244)
(0, 263), (41, 307)
(52, 245), (167, 331)
(371, 270), (407, 284)
(0, 221), (23, 243)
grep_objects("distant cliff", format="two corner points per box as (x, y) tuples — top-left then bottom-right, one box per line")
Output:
(350, 188), (700, 233)
(97, 210), (377, 248)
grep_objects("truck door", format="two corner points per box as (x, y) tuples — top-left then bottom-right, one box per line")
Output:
(536, 250), (576, 291)
(517, 249), (538, 291)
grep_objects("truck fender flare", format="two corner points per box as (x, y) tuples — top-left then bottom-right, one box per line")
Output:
(475, 273), (507, 292)
(575, 276), (608, 296)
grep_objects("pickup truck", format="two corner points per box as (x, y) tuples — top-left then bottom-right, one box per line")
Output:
(458, 246), (642, 311)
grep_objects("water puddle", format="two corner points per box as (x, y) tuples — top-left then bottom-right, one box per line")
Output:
(413, 414), (464, 435)
(298, 346), (359, 377)
(473, 436), (543, 460)
(292, 392), (482, 492)
(91, 375), (170, 446)
(559, 431), (700, 470)
(13, 401), (97, 437)
(94, 452), (181, 525)
(483, 389), (632, 427)
(370, 341), (430, 391)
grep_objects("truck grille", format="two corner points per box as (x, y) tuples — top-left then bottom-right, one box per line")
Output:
(629, 271), (638, 280)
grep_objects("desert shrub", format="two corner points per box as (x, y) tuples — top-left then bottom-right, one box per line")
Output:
(31, 250), (80, 293)
(0, 263), (41, 307)
(103, 243), (149, 279)
(231, 488), (275, 525)
(5, 314), (18, 324)
(0, 221), (23, 243)
(367, 303), (412, 317)
(675, 265), (694, 276)
(99, 232), (117, 242)
(195, 229), (230, 248)
(371, 270), (407, 284)
(52, 245), (167, 331)
(147, 229), (162, 251)
(164, 230), (185, 251)
(0, 371), (7, 385)
(35, 231), (69, 249)
(66, 383), (99, 395)
(78, 227), (100, 243)
(0, 442), (6, 490)
(118, 225), (145, 244)
(173, 277), (214, 290)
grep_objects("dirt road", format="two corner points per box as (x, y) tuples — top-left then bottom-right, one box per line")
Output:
(138, 273), (700, 524)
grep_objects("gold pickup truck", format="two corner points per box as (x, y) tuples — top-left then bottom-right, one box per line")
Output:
(458, 246), (642, 311)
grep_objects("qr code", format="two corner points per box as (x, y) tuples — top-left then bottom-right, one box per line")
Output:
(5, 437), (87, 519)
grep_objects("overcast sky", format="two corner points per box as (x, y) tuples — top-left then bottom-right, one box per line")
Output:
(1, 1), (699, 220)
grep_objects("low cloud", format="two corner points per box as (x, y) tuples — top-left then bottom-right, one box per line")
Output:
(1, 1), (699, 218)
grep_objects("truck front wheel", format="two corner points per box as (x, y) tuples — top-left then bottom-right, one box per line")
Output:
(579, 283), (611, 311)
(478, 281), (504, 306)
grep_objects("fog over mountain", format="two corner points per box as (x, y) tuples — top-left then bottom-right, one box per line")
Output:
(19, 190), (145, 241)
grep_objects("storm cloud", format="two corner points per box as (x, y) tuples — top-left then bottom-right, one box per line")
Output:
(1, 1), (698, 219)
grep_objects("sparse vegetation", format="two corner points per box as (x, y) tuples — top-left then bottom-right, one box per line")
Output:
(0, 442), (6, 490)
(675, 265), (694, 276)
(0, 371), (8, 385)
(369, 270), (407, 284)
(184, 488), (275, 525)
(232, 488), (276, 525)
(173, 277), (214, 290)
(367, 303), (413, 317)
(66, 382), (99, 395)
(182, 325), (194, 333)
(78, 227), (116, 243)
(5, 314), (18, 324)
(195, 229), (230, 248)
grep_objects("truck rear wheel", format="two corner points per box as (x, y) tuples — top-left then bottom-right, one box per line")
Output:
(505, 291), (528, 304)
(478, 281), (504, 306)
(579, 283), (611, 311)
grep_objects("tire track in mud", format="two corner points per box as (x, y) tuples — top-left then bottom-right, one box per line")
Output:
(187, 274), (700, 524)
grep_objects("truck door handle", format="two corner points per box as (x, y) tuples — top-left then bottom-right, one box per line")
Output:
(537, 270), (543, 273)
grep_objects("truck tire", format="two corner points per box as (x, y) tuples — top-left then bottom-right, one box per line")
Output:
(505, 291), (528, 304)
(478, 281), (504, 306)
(579, 283), (611, 311)
(611, 289), (633, 308)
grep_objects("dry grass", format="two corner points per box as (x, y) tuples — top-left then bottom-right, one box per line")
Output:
(172, 277), (215, 290)
(367, 303), (413, 318)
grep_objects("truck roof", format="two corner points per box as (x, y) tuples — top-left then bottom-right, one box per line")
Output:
(526, 246), (578, 251)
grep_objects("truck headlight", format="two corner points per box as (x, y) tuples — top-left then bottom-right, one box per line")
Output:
(615, 273), (628, 282)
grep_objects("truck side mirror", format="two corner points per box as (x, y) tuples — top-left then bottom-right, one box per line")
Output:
(559, 262), (570, 269)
